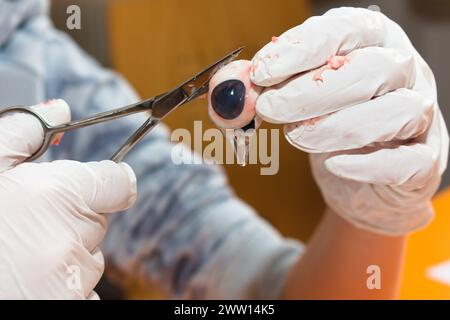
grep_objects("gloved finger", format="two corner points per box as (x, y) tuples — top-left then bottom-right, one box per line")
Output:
(0, 99), (70, 172)
(256, 47), (415, 124)
(426, 108), (449, 176)
(50, 160), (138, 214)
(63, 246), (104, 299)
(324, 143), (438, 187)
(251, 7), (385, 86)
(323, 100), (449, 187)
(284, 89), (433, 153)
(82, 248), (104, 299)
(8, 160), (136, 253)
(87, 291), (100, 300)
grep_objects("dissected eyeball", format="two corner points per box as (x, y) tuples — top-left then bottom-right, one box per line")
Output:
(208, 60), (262, 129)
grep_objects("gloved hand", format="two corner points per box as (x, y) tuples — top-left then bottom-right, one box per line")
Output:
(251, 7), (449, 235)
(0, 100), (137, 299)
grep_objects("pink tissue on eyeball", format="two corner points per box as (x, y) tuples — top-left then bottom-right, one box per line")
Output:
(208, 60), (262, 129)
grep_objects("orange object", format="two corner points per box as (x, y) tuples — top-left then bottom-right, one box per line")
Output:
(400, 188), (450, 299)
(51, 133), (64, 146)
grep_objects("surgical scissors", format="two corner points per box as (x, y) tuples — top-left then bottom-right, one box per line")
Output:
(0, 47), (244, 163)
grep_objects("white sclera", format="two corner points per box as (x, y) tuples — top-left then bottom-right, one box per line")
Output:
(208, 60), (262, 129)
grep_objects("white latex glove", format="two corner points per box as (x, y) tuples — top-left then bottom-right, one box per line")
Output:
(0, 100), (137, 299)
(251, 7), (449, 235)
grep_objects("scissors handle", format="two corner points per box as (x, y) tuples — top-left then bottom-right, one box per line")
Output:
(0, 98), (157, 162)
(0, 106), (55, 162)
(0, 90), (183, 163)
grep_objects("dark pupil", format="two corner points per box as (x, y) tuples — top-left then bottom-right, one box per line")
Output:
(211, 80), (246, 120)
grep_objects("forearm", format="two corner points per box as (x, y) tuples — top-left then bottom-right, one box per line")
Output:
(282, 208), (407, 299)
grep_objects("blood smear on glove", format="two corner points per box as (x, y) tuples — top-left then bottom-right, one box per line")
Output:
(51, 135), (63, 146)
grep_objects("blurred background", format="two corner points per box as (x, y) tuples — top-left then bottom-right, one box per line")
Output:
(50, 0), (450, 299)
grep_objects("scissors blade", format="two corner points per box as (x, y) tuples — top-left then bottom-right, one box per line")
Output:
(150, 47), (244, 120)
